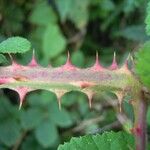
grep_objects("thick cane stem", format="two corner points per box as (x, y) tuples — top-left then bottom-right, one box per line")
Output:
(132, 92), (147, 150)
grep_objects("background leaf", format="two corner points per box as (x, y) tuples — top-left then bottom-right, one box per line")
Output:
(49, 101), (73, 128)
(43, 24), (67, 59)
(20, 108), (44, 130)
(56, 0), (90, 29)
(35, 119), (58, 148)
(0, 119), (21, 147)
(114, 25), (149, 42)
(29, 1), (57, 26)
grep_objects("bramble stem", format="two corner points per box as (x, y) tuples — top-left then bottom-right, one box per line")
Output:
(134, 92), (147, 150)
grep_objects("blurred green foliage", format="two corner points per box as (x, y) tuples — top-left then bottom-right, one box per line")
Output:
(135, 41), (150, 89)
(0, 0), (149, 149)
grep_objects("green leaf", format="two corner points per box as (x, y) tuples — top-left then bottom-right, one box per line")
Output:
(53, 55), (66, 67)
(0, 119), (21, 147)
(20, 108), (44, 130)
(135, 41), (150, 89)
(61, 92), (78, 106)
(69, 0), (90, 29)
(0, 37), (31, 53)
(145, 1), (150, 35)
(0, 145), (7, 150)
(43, 24), (67, 58)
(28, 91), (56, 107)
(100, 0), (115, 12)
(55, 0), (72, 21)
(2, 5), (24, 33)
(29, 1), (57, 26)
(49, 101), (73, 128)
(123, 0), (142, 13)
(21, 134), (43, 150)
(114, 25), (149, 42)
(58, 131), (135, 150)
(35, 119), (58, 148)
(56, 0), (90, 29)
(0, 96), (20, 121)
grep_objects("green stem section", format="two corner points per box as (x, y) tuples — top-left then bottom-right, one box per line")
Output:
(0, 65), (135, 93)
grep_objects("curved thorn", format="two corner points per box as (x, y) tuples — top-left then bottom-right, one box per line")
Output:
(63, 51), (77, 70)
(91, 51), (103, 71)
(130, 54), (135, 68)
(28, 49), (38, 67)
(109, 51), (118, 70)
(16, 87), (29, 110)
(130, 55), (134, 62)
(89, 96), (92, 108)
(65, 51), (71, 65)
(95, 51), (99, 65)
(119, 54), (132, 74)
(8, 54), (20, 66)
(88, 92), (93, 108)
(56, 94), (62, 110)
(113, 51), (116, 62)
(67, 51), (70, 62)
(54, 90), (67, 110)
(125, 53), (131, 65)
(57, 98), (62, 110)
(83, 90), (94, 108)
(8, 53), (13, 62)
(115, 92), (124, 113)
(19, 100), (23, 110)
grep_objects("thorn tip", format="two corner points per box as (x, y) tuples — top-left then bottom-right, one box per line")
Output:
(91, 51), (103, 71)
(19, 101), (23, 110)
(28, 49), (38, 67)
(16, 87), (30, 109)
(115, 92), (124, 113)
(58, 98), (62, 110)
(63, 51), (77, 70)
(109, 51), (118, 70)
(83, 90), (94, 108)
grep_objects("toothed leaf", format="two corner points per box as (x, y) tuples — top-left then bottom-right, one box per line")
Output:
(135, 41), (150, 89)
(0, 37), (31, 53)
(58, 131), (135, 150)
